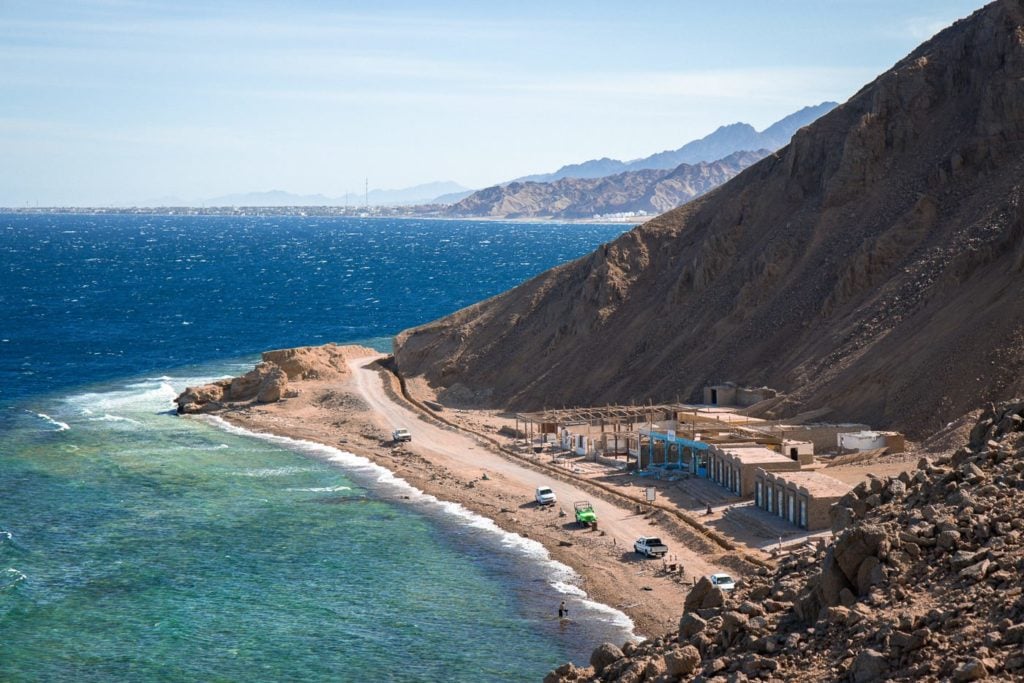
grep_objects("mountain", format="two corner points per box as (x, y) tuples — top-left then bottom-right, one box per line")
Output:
(139, 181), (472, 208)
(394, 0), (1024, 438)
(367, 181), (470, 206)
(447, 150), (769, 219)
(201, 190), (336, 207)
(515, 102), (837, 183)
(430, 189), (476, 205)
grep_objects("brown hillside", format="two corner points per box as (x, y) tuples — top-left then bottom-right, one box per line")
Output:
(395, 1), (1024, 438)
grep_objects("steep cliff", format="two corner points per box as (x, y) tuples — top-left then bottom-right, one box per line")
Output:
(396, 0), (1024, 437)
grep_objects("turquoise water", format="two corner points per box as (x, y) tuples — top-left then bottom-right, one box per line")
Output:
(0, 215), (633, 681)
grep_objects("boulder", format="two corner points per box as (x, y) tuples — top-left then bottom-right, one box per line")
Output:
(720, 611), (749, 647)
(833, 525), (888, 582)
(678, 612), (707, 641)
(850, 649), (888, 683)
(663, 645), (701, 677)
(256, 364), (288, 403)
(684, 577), (726, 612)
(174, 382), (226, 414)
(855, 555), (885, 595)
(953, 658), (989, 681)
(590, 643), (624, 675)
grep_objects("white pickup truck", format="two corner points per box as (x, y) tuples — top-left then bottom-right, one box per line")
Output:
(392, 428), (412, 443)
(634, 536), (669, 558)
(535, 486), (556, 506)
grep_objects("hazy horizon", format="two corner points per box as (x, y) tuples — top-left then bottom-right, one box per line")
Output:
(2, 0), (983, 206)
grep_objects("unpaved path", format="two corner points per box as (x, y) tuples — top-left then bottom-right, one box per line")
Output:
(350, 355), (722, 579)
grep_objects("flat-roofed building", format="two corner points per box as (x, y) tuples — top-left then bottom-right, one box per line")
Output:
(753, 469), (853, 530)
(706, 446), (801, 497)
(837, 430), (906, 454)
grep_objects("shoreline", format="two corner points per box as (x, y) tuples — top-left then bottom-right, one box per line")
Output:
(201, 413), (638, 638)
(188, 347), (716, 637)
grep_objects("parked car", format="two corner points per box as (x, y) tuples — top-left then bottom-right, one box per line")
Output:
(709, 573), (736, 591)
(392, 428), (412, 443)
(535, 486), (556, 506)
(574, 501), (597, 526)
(634, 536), (669, 557)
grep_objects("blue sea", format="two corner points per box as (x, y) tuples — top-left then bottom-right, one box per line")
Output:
(0, 214), (632, 682)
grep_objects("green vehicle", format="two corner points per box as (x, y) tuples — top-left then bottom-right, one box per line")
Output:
(574, 501), (597, 527)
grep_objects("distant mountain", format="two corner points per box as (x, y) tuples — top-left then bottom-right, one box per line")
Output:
(449, 150), (769, 219)
(367, 181), (471, 206)
(431, 189), (476, 205)
(201, 190), (336, 207)
(515, 102), (837, 183)
(132, 181), (472, 208)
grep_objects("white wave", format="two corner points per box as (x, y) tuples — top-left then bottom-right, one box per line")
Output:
(88, 414), (144, 426)
(199, 415), (637, 638)
(578, 598), (639, 633)
(286, 485), (353, 492)
(32, 412), (70, 432)
(551, 581), (587, 597)
(63, 381), (179, 414)
(1, 568), (27, 590)
(0, 531), (12, 543)
(234, 466), (317, 478)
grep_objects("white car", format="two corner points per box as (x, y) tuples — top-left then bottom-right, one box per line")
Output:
(710, 573), (736, 591)
(535, 486), (556, 506)
(392, 428), (412, 443)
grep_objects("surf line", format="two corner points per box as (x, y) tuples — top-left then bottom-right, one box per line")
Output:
(197, 414), (638, 637)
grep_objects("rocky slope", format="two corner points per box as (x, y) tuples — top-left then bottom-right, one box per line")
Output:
(448, 151), (768, 219)
(395, 0), (1024, 437)
(516, 103), (837, 182)
(543, 399), (1024, 682)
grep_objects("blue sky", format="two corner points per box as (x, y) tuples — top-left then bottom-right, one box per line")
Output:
(1, 0), (984, 205)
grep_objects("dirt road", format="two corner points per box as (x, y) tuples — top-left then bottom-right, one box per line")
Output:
(350, 355), (722, 579)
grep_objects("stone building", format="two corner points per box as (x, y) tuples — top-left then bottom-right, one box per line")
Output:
(706, 446), (802, 497)
(753, 469), (853, 530)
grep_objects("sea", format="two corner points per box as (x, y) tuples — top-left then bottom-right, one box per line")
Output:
(0, 213), (633, 682)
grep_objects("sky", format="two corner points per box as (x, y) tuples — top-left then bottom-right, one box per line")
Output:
(0, 0), (985, 206)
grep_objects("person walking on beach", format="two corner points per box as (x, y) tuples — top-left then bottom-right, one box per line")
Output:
(558, 601), (568, 619)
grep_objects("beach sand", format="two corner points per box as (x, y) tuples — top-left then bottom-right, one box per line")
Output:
(201, 347), (751, 638)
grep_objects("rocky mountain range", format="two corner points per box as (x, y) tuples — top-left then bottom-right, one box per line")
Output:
(394, 0), (1024, 438)
(446, 150), (768, 219)
(515, 102), (837, 183)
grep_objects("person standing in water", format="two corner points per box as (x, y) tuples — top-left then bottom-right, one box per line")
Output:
(558, 601), (568, 619)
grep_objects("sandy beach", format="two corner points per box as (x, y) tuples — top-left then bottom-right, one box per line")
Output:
(193, 346), (758, 637)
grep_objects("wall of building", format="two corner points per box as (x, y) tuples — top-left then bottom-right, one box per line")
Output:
(753, 470), (848, 531)
(703, 385), (737, 406)
(838, 431), (887, 451)
(762, 424), (871, 452)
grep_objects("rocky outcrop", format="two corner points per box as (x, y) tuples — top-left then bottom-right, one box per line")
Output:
(447, 151), (768, 219)
(396, 0), (1024, 438)
(174, 343), (379, 413)
(175, 361), (289, 413)
(545, 398), (1024, 681)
